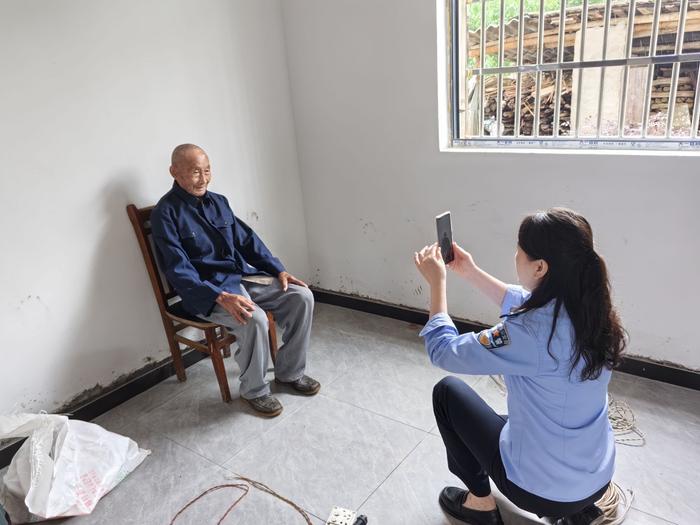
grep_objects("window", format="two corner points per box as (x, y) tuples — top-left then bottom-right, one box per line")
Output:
(448, 0), (700, 150)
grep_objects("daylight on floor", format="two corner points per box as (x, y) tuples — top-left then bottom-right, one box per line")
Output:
(0, 1), (698, 525)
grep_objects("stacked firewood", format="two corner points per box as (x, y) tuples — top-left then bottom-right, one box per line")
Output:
(481, 72), (573, 136)
(650, 66), (696, 111)
(468, 0), (700, 136)
(478, 65), (697, 136)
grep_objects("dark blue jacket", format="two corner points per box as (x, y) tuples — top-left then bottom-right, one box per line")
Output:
(150, 182), (285, 316)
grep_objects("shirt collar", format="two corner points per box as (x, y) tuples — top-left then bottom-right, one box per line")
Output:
(172, 181), (210, 206)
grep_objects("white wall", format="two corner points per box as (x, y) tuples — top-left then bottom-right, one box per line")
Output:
(281, 0), (700, 370)
(0, 0), (309, 413)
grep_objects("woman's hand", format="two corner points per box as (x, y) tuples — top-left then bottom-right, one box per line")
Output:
(414, 243), (446, 287)
(414, 243), (448, 316)
(447, 242), (478, 279)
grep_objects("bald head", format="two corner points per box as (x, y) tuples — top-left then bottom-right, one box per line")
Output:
(169, 144), (211, 197)
(171, 143), (206, 168)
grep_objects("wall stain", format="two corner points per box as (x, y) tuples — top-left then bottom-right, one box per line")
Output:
(17, 294), (49, 312)
(360, 220), (377, 235)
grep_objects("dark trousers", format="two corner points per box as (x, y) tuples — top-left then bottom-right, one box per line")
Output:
(432, 376), (609, 518)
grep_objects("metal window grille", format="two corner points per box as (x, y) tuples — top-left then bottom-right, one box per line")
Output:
(451, 0), (700, 150)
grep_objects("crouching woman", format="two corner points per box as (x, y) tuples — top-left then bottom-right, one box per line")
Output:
(414, 208), (625, 525)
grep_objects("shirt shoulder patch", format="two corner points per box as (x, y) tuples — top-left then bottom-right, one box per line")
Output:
(477, 322), (511, 350)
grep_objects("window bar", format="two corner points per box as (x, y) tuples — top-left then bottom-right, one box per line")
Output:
(595, 0), (613, 138)
(497, 0), (505, 138)
(514, 0), (525, 137)
(480, 0), (486, 137)
(553, 0), (567, 138)
(574, 0), (589, 138)
(641, 0), (664, 138)
(692, 63), (700, 138)
(534, 0), (545, 137)
(472, 53), (700, 76)
(618, 0), (637, 137)
(451, 0), (460, 140)
(463, 0), (470, 139)
(666, 0), (689, 138)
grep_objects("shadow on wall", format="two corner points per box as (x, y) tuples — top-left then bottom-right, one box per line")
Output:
(52, 174), (167, 412)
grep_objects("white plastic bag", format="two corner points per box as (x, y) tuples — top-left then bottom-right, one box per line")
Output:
(0, 413), (150, 523)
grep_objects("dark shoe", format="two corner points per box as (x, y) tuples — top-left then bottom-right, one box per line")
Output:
(550, 505), (603, 525)
(275, 375), (321, 395)
(245, 394), (283, 417)
(438, 487), (504, 525)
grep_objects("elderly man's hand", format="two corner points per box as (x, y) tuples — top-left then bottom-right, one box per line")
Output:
(216, 292), (256, 324)
(278, 271), (308, 292)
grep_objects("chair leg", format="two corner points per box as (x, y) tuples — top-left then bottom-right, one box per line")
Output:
(164, 320), (186, 382)
(266, 312), (278, 365)
(207, 327), (231, 403)
(219, 326), (232, 358)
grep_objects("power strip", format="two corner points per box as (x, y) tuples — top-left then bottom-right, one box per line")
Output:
(325, 506), (356, 525)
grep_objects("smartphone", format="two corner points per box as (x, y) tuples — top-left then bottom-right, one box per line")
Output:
(436, 211), (454, 264)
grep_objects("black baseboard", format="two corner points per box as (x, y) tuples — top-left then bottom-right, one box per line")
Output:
(2, 287), (697, 471)
(311, 287), (700, 391)
(0, 349), (207, 470)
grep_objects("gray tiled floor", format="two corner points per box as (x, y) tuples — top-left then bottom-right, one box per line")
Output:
(3, 303), (698, 524)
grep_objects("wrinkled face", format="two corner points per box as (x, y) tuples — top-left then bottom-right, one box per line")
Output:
(515, 245), (548, 291)
(170, 149), (211, 197)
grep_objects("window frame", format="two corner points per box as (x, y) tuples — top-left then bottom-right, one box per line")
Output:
(447, 0), (700, 151)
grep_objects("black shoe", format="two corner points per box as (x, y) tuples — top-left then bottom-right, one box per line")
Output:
(438, 487), (504, 525)
(275, 375), (321, 395)
(244, 394), (283, 417)
(550, 504), (604, 525)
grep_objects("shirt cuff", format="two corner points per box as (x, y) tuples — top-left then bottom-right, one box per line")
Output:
(264, 258), (285, 277)
(419, 312), (456, 337)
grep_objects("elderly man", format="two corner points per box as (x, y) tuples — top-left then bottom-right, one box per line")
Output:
(151, 144), (319, 417)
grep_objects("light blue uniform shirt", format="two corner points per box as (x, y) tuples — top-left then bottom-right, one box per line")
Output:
(420, 285), (615, 502)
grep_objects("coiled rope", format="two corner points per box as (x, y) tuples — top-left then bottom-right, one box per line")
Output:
(594, 482), (634, 525)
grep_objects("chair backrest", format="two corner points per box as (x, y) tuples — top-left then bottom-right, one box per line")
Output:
(126, 204), (178, 315)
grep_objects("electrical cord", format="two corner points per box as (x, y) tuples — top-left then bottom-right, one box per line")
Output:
(169, 476), (313, 525)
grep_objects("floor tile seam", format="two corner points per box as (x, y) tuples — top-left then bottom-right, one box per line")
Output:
(315, 393), (435, 434)
(355, 433), (431, 513)
(152, 429), (230, 472)
(164, 457), (327, 524)
(138, 381), (205, 416)
(218, 396), (318, 467)
(327, 368), (453, 396)
(629, 505), (680, 524)
(320, 366), (354, 390)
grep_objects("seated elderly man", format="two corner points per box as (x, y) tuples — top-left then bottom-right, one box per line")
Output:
(151, 144), (319, 417)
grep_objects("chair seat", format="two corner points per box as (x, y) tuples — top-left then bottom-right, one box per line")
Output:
(167, 301), (211, 324)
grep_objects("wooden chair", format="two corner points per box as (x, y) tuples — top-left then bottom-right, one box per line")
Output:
(126, 204), (279, 403)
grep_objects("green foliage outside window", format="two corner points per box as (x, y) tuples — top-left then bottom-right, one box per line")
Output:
(466, 0), (602, 33)
(465, 1), (608, 68)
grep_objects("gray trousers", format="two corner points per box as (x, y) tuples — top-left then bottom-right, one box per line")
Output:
(202, 280), (314, 399)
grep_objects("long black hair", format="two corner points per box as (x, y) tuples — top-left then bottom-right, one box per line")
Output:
(514, 208), (626, 381)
